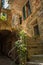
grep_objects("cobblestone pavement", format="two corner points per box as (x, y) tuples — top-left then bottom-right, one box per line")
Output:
(0, 55), (14, 65)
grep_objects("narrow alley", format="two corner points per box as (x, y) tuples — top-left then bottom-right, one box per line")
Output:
(0, 0), (43, 65)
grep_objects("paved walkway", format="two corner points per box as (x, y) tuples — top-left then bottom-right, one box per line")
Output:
(0, 55), (15, 65)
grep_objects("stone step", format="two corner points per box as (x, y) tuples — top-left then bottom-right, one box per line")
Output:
(30, 55), (43, 62)
(26, 62), (43, 65)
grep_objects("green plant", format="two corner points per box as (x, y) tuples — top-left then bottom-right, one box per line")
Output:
(15, 30), (27, 65)
(15, 40), (27, 65)
(0, 13), (7, 21)
(15, 40), (27, 56)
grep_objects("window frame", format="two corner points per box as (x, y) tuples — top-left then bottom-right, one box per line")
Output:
(22, 0), (31, 20)
(34, 24), (40, 36)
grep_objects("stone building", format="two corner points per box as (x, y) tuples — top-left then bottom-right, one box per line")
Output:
(21, 0), (43, 61)
(0, 1), (24, 63)
(22, 0), (43, 37)
(0, 0), (43, 63)
(0, 0), (19, 60)
(0, 0), (12, 56)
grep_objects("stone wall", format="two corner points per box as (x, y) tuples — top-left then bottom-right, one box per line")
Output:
(22, 0), (41, 34)
(22, 0), (43, 58)
(0, 9), (12, 31)
(0, 0), (1, 8)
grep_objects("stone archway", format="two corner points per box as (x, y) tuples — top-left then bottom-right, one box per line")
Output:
(0, 29), (20, 64)
(0, 29), (19, 56)
(0, 30), (12, 55)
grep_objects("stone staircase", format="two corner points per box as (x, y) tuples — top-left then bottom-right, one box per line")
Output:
(26, 62), (43, 65)
(26, 55), (43, 65)
(26, 36), (43, 65)
(26, 36), (43, 57)
(30, 55), (43, 62)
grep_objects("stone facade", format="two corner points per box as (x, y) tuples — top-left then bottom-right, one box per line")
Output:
(0, 0), (43, 61)
(0, 0), (21, 60)
(22, 0), (41, 37)
(21, 0), (43, 58)
(0, 0), (21, 31)
(0, 9), (12, 31)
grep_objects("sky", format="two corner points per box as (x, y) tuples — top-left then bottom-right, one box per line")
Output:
(2, 0), (9, 9)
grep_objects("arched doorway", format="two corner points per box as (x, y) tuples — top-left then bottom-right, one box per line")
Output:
(0, 29), (20, 64)
(0, 29), (19, 56)
(0, 30), (12, 55)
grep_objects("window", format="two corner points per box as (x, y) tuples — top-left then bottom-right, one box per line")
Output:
(23, 6), (26, 20)
(0, 12), (7, 21)
(26, 1), (31, 17)
(19, 17), (22, 24)
(23, 0), (31, 20)
(34, 25), (40, 36)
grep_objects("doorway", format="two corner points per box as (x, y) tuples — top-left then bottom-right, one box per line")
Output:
(0, 30), (11, 55)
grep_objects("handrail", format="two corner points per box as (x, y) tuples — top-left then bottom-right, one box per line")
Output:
(8, 40), (23, 65)
(8, 40), (22, 57)
(8, 46), (16, 56)
(11, 55), (21, 65)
